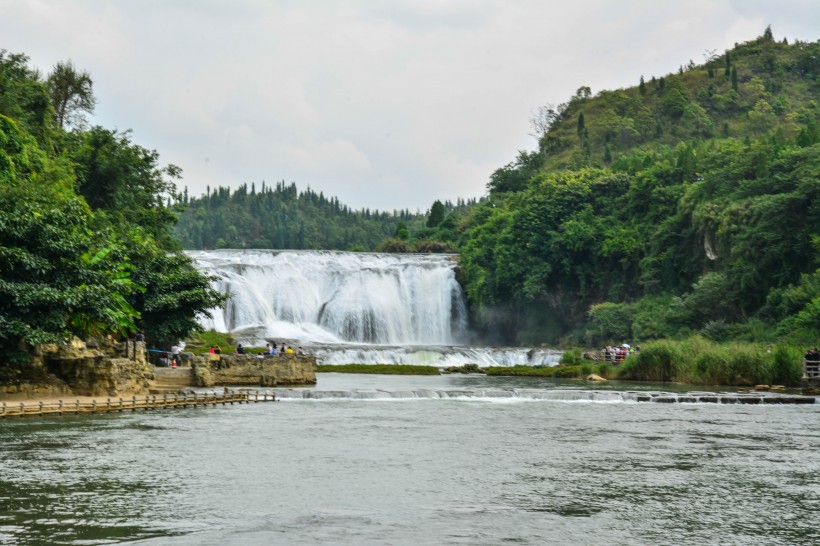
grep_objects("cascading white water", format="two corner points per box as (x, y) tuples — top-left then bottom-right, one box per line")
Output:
(188, 249), (468, 345)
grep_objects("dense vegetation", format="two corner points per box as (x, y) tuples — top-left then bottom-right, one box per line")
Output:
(0, 51), (223, 372)
(619, 337), (803, 386)
(174, 182), (478, 253)
(457, 29), (819, 347)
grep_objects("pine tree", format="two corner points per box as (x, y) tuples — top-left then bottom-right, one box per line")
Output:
(639, 76), (646, 96)
(577, 112), (586, 144)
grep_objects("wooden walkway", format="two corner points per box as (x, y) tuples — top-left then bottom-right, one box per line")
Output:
(1, 390), (276, 418)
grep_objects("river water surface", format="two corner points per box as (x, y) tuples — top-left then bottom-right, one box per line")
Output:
(1, 374), (818, 545)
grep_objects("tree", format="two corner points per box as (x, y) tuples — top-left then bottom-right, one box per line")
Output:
(394, 222), (410, 240)
(0, 116), (141, 365)
(731, 66), (738, 91)
(126, 243), (224, 346)
(46, 60), (96, 130)
(487, 150), (543, 194)
(73, 127), (180, 248)
(577, 112), (586, 144)
(529, 103), (564, 139)
(0, 50), (53, 143)
(639, 75), (646, 96)
(427, 200), (446, 228)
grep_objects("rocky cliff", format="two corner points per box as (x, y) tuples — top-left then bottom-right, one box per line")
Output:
(0, 338), (154, 400)
(191, 354), (317, 387)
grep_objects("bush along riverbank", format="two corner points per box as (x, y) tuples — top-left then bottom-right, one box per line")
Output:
(617, 337), (804, 387)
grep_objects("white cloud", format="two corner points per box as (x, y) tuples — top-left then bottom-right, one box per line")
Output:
(1, 0), (817, 210)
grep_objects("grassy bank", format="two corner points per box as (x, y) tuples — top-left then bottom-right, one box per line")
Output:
(485, 363), (617, 379)
(618, 337), (804, 386)
(316, 364), (441, 375)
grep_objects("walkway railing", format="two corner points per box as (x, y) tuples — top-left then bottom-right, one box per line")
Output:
(1, 390), (276, 418)
(804, 360), (820, 379)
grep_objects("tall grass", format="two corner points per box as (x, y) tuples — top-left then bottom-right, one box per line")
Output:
(618, 336), (804, 386)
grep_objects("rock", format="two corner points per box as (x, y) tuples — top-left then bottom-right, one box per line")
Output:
(770, 385), (785, 390)
(586, 374), (607, 382)
(754, 385), (770, 391)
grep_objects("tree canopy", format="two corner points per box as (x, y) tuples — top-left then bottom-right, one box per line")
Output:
(0, 52), (224, 373)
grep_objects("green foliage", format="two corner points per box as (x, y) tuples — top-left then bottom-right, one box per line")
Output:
(587, 302), (633, 344)
(459, 31), (820, 345)
(0, 118), (142, 363)
(618, 337), (804, 386)
(186, 330), (234, 353)
(0, 51), (54, 144)
(619, 340), (685, 382)
(46, 60), (95, 129)
(175, 181), (480, 252)
(427, 200), (446, 228)
(0, 52), (229, 368)
(559, 348), (584, 366)
(73, 127), (181, 249)
(127, 243), (225, 346)
(771, 345), (803, 385)
(394, 222), (410, 240)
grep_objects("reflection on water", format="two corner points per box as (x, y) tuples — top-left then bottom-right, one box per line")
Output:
(0, 374), (818, 545)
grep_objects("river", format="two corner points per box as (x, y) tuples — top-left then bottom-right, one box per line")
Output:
(1, 373), (818, 545)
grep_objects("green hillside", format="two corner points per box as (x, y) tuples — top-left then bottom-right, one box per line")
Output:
(532, 27), (817, 174)
(458, 29), (819, 346)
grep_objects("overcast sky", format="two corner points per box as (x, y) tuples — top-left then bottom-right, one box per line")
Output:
(2, 1), (818, 211)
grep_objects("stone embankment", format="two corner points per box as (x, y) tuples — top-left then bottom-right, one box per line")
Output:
(189, 354), (317, 388)
(1, 340), (317, 402)
(0, 338), (154, 401)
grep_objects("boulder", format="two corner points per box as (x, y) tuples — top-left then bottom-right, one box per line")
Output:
(586, 374), (607, 382)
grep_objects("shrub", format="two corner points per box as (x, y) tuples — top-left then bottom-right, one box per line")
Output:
(560, 348), (584, 366)
(770, 345), (803, 386)
(618, 340), (684, 381)
(694, 350), (731, 385)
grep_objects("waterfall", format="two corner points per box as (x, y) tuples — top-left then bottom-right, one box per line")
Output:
(188, 249), (468, 345)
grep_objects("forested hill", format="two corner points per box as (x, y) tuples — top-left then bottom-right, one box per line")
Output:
(458, 29), (819, 345)
(173, 182), (479, 252)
